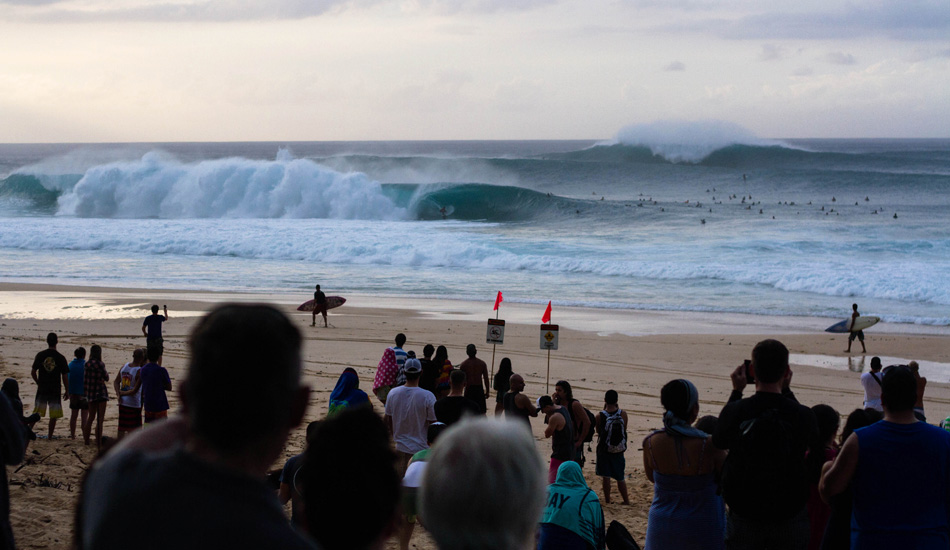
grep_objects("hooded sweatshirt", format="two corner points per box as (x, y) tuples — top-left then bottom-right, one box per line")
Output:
(539, 461), (605, 550)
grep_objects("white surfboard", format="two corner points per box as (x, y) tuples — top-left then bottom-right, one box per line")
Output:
(825, 315), (880, 333)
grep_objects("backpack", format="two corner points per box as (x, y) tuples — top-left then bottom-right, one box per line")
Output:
(602, 409), (627, 453)
(605, 520), (641, 550)
(570, 399), (597, 443)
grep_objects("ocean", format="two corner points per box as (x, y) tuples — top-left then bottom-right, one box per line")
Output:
(1, 130), (948, 329)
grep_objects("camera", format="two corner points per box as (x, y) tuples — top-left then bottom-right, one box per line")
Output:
(744, 359), (755, 384)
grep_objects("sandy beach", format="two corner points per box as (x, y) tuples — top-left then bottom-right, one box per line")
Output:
(2, 283), (949, 549)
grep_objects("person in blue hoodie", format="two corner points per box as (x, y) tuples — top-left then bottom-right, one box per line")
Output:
(538, 461), (605, 550)
(67, 347), (88, 440)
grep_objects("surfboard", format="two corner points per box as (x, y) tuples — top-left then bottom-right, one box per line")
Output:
(297, 296), (346, 312)
(825, 315), (880, 333)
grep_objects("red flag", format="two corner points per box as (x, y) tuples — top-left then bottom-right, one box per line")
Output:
(493, 291), (503, 311)
(541, 301), (552, 323)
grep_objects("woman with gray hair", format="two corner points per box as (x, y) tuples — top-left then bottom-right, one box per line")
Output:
(642, 379), (726, 550)
(420, 418), (546, 550)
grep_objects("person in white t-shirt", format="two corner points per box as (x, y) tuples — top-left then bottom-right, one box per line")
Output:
(113, 348), (145, 440)
(385, 358), (436, 474)
(860, 356), (884, 411)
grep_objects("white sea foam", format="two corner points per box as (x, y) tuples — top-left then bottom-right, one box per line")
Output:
(607, 120), (781, 163)
(55, 151), (405, 220)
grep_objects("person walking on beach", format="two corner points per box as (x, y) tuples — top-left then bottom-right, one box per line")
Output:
(31, 333), (69, 440)
(139, 346), (171, 424)
(67, 347), (88, 440)
(821, 365), (950, 549)
(458, 344), (490, 414)
(114, 348), (144, 440)
(311, 284), (328, 328)
(78, 304), (316, 550)
(503, 374), (537, 428)
(713, 339), (818, 550)
(846, 303), (866, 354)
(385, 359), (436, 474)
(142, 304), (168, 358)
(82, 344), (109, 448)
(860, 356), (883, 411)
(539, 395), (574, 484)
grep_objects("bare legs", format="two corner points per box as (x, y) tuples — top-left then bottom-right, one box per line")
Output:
(601, 476), (629, 505)
(70, 407), (88, 440)
(83, 401), (107, 447)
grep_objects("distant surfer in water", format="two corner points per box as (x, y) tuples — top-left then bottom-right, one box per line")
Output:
(312, 285), (328, 327)
(846, 303), (866, 354)
(439, 207), (447, 219)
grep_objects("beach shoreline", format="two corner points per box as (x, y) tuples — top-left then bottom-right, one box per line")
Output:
(2, 282), (949, 549)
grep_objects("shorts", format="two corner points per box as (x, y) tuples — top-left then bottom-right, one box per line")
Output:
(144, 410), (168, 424)
(118, 405), (143, 431)
(146, 338), (164, 357)
(33, 393), (64, 419)
(595, 449), (626, 481)
(464, 386), (487, 414)
(69, 394), (89, 410)
(401, 487), (420, 523)
(375, 385), (392, 403)
(849, 330), (864, 342)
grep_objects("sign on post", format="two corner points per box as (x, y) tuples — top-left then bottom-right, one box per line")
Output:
(487, 319), (506, 345)
(540, 324), (559, 350)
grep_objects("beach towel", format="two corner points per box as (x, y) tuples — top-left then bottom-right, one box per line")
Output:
(328, 369), (369, 417)
(373, 348), (398, 392)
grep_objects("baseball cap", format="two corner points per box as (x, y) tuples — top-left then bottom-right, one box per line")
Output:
(404, 358), (422, 374)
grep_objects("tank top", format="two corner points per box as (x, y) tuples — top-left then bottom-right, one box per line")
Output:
(504, 392), (532, 427)
(551, 407), (575, 460)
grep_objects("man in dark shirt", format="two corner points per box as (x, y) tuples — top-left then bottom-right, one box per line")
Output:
(503, 374), (538, 428)
(713, 339), (818, 550)
(139, 346), (171, 424)
(539, 395), (574, 484)
(30, 332), (69, 440)
(311, 284), (327, 328)
(141, 304), (168, 357)
(434, 370), (480, 426)
(79, 304), (316, 549)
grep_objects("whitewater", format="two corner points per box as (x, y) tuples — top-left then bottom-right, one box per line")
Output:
(1, 126), (948, 328)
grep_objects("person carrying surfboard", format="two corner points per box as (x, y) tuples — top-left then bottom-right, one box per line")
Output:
(846, 303), (867, 353)
(312, 285), (328, 328)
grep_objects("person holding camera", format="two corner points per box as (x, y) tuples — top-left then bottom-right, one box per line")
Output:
(712, 339), (819, 550)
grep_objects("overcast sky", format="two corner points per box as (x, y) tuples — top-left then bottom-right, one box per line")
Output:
(1, 0), (948, 142)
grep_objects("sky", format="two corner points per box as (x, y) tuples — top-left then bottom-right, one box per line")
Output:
(1, 0), (948, 142)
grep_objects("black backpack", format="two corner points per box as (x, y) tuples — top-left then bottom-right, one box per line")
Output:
(570, 399), (597, 443)
(606, 520), (641, 550)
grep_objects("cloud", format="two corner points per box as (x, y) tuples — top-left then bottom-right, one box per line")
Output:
(792, 66), (814, 76)
(758, 44), (785, 61)
(825, 52), (857, 65)
(2, 0), (557, 22)
(664, 61), (686, 72)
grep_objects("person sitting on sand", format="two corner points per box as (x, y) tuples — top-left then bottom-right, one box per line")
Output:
(860, 357), (884, 411)
(1, 379), (39, 442)
(644, 379), (725, 549)
(327, 368), (369, 418)
(302, 407), (400, 550)
(503, 374), (538, 428)
(846, 303), (867, 354)
(67, 346), (89, 440)
(311, 284), (328, 328)
(114, 348), (144, 440)
(434, 369), (481, 426)
(821, 365), (950, 549)
(420, 418), (546, 550)
(142, 304), (168, 358)
(458, 344), (490, 414)
(538, 461), (606, 550)
(139, 346), (171, 424)
(78, 304), (316, 549)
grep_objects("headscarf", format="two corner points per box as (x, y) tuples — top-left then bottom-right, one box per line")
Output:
(662, 379), (709, 439)
(373, 347), (398, 392)
(328, 369), (369, 418)
(540, 461), (605, 549)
